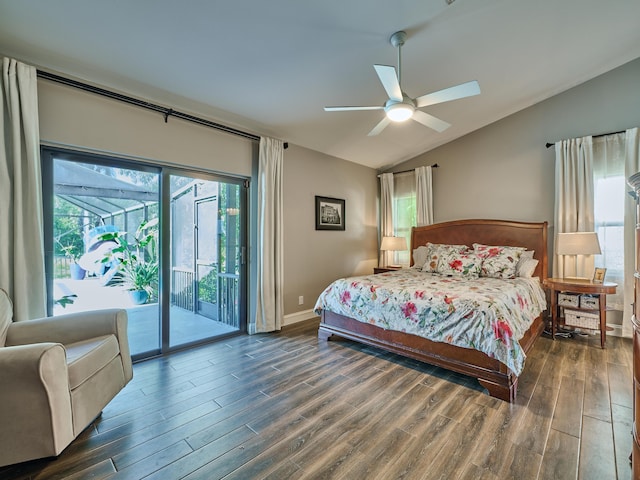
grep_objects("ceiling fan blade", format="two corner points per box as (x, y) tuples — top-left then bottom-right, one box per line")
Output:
(412, 110), (451, 133)
(415, 80), (481, 108)
(374, 65), (402, 102)
(324, 105), (384, 112)
(368, 117), (391, 136)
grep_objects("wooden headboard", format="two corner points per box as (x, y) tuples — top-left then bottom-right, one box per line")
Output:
(410, 219), (548, 280)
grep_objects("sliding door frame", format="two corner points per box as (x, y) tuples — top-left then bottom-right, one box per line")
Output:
(42, 146), (248, 360)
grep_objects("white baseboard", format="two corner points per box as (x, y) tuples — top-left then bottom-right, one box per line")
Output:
(283, 309), (318, 326)
(606, 323), (623, 337)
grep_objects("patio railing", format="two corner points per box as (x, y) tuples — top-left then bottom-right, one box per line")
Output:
(172, 267), (194, 311)
(172, 267), (239, 328)
(218, 272), (239, 328)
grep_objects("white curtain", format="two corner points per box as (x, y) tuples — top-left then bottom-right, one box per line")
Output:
(553, 136), (594, 278)
(379, 173), (394, 267)
(623, 127), (640, 337)
(253, 137), (284, 333)
(0, 58), (46, 321)
(415, 166), (434, 227)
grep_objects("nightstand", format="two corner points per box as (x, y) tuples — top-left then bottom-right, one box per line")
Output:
(543, 277), (617, 348)
(373, 266), (402, 274)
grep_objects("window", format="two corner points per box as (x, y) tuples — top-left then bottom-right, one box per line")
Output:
(392, 172), (415, 266)
(594, 175), (624, 277)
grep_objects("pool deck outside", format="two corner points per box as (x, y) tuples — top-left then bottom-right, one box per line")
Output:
(54, 278), (238, 355)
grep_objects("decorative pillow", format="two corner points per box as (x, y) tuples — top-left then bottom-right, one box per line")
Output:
(412, 246), (429, 269)
(515, 250), (535, 276)
(517, 258), (539, 278)
(436, 250), (481, 278)
(473, 243), (526, 279)
(421, 243), (469, 273)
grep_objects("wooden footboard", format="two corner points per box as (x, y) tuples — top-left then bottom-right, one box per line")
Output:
(319, 310), (544, 402)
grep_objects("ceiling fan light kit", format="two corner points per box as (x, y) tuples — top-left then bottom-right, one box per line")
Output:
(324, 30), (480, 136)
(385, 101), (414, 122)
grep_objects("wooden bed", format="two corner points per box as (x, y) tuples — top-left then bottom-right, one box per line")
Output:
(318, 219), (548, 402)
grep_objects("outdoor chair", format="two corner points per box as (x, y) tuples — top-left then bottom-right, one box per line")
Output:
(0, 288), (133, 467)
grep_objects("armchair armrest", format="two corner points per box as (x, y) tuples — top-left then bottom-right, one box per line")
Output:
(6, 309), (132, 382)
(0, 343), (74, 462)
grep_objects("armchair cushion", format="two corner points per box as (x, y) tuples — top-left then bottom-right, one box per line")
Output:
(66, 334), (120, 390)
(6, 309), (133, 384)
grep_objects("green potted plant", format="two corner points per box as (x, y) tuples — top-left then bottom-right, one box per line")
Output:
(61, 243), (85, 280)
(99, 219), (159, 305)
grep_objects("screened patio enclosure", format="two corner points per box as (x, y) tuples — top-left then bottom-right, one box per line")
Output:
(49, 158), (242, 357)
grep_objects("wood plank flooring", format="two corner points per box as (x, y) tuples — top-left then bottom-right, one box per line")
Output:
(0, 319), (633, 480)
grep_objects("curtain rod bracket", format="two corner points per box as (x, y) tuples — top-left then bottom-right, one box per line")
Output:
(163, 108), (173, 123)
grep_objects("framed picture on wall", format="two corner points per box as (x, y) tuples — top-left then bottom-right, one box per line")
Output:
(315, 196), (345, 231)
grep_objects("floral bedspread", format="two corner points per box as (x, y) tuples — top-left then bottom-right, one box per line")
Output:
(313, 269), (547, 375)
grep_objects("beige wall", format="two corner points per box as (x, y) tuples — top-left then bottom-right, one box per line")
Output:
(37, 78), (378, 320)
(387, 57), (640, 231)
(283, 144), (378, 315)
(38, 80), (254, 177)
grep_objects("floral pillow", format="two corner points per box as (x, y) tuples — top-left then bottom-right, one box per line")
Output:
(436, 250), (482, 278)
(421, 243), (469, 273)
(473, 243), (526, 279)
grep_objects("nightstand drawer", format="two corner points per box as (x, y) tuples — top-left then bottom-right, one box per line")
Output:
(564, 309), (599, 330)
(579, 295), (599, 309)
(558, 293), (579, 307)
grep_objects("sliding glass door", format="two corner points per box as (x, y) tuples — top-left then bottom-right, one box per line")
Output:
(43, 148), (247, 360)
(168, 174), (244, 348)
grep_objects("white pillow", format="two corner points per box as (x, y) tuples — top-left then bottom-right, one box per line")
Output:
(413, 246), (429, 269)
(515, 250), (534, 275)
(517, 258), (539, 278)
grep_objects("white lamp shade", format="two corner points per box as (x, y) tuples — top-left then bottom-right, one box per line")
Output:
(380, 236), (407, 251)
(556, 232), (601, 255)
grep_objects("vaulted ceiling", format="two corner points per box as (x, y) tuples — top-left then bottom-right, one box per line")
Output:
(1, 0), (639, 170)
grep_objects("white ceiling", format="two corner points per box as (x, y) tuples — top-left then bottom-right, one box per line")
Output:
(1, 0), (639, 170)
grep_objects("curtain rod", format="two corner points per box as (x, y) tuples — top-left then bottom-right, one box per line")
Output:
(545, 129), (625, 148)
(377, 164), (439, 177)
(36, 69), (289, 149)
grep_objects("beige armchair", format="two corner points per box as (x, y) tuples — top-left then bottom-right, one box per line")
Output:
(0, 288), (133, 467)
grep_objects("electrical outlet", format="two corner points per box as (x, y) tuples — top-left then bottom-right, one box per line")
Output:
(298, 296), (304, 305)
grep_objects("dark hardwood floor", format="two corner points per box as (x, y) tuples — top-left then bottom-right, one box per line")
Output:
(0, 318), (633, 480)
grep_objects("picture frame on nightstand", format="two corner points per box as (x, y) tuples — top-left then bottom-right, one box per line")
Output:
(593, 267), (607, 283)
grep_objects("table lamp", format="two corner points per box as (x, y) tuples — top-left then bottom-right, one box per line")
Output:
(555, 232), (601, 280)
(380, 236), (407, 268)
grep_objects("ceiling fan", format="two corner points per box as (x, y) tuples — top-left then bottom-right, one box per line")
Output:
(324, 31), (481, 136)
